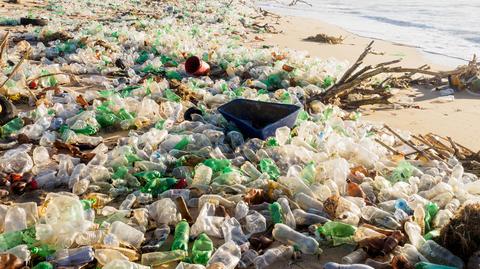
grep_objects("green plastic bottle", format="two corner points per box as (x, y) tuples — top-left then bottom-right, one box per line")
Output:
(171, 220), (190, 254)
(72, 124), (98, 135)
(390, 161), (414, 183)
(135, 170), (163, 181)
(269, 202), (283, 224)
(117, 108), (135, 121)
(259, 158), (281, 180)
(174, 136), (190, 150)
(192, 233), (214, 265)
(165, 89), (181, 102)
(301, 162), (316, 185)
(80, 198), (96, 210)
(423, 229), (440, 240)
(424, 202), (439, 232)
(415, 262), (457, 269)
(317, 221), (357, 238)
(141, 177), (178, 196)
(203, 159), (231, 173)
(1, 117), (24, 137)
(0, 230), (23, 251)
(32, 262), (53, 269)
(96, 111), (119, 127)
(112, 166), (129, 180)
(30, 244), (55, 258)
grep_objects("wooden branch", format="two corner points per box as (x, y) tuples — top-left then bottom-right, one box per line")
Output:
(0, 48), (30, 89)
(0, 31), (10, 66)
(288, 0), (312, 7)
(337, 41), (374, 85)
(375, 138), (401, 155)
(384, 124), (445, 162)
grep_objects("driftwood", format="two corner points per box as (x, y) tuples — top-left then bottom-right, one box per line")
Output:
(377, 125), (480, 176)
(307, 41), (480, 109)
(0, 32), (10, 66)
(288, 0), (312, 7)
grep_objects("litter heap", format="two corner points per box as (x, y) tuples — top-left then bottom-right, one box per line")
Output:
(0, 0), (479, 269)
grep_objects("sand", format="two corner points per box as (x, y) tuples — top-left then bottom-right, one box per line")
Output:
(253, 15), (480, 151)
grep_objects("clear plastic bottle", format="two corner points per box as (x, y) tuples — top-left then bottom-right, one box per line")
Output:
(4, 207), (27, 232)
(52, 246), (94, 266)
(419, 240), (464, 268)
(272, 223), (320, 254)
(206, 241), (241, 269)
(108, 221), (145, 248)
(253, 245), (293, 269)
(222, 218), (248, 247)
(342, 248), (368, 264)
(293, 209), (329, 226)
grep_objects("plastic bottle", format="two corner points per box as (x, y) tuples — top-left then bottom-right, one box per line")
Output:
(171, 220), (190, 253)
(323, 262), (374, 269)
(222, 217), (248, 247)
(414, 262), (457, 269)
(94, 248), (129, 265)
(4, 207), (27, 232)
(253, 245), (293, 269)
(192, 233), (214, 265)
(277, 198), (296, 228)
(342, 249), (368, 264)
(317, 221), (357, 239)
(32, 262), (54, 269)
(404, 221), (426, 250)
(419, 240), (464, 269)
(234, 201), (249, 220)
(269, 202), (283, 224)
(109, 221), (145, 248)
(259, 158), (281, 180)
(293, 209), (330, 226)
(141, 250), (188, 266)
(272, 223), (320, 254)
(103, 260), (150, 269)
(52, 246), (94, 266)
(239, 249), (258, 268)
(245, 211), (267, 235)
(193, 164), (213, 186)
(207, 241), (241, 269)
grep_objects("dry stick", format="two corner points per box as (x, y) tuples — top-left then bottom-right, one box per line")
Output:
(384, 125), (444, 162)
(419, 134), (452, 159)
(447, 136), (460, 156)
(288, 0), (312, 6)
(0, 49), (38, 102)
(374, 138), (401, 155)
(336, 40), (374, 85)
(0, 31), (10, 65)
(26, 72), (69, 83)
(412, 135), (449, 160)
(436, 134), (475, 155)
(425, 133), (454, 153)
(0, 48), (30, 89)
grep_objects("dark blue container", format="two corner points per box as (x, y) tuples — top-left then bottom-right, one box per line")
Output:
(218, 99), (301, 140)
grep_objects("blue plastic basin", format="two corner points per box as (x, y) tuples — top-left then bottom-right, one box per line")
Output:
(218, 99), (301, 140)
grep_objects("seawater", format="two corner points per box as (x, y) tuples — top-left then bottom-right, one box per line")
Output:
(259, 0), (480, 67)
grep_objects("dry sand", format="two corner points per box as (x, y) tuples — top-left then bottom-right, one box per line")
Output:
(252, 15), (480, 151)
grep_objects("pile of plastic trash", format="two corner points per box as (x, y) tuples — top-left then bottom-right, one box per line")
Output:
(0, 0), (479, 268)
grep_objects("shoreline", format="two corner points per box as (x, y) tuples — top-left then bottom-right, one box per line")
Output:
(253, 14), (480, 150)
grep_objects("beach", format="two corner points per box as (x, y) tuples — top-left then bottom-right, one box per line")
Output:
(0, 0), (479, 268)
(254, 14), (480, 150)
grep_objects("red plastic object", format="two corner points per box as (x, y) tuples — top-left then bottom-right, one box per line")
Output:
(185, 56), (210, 76)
